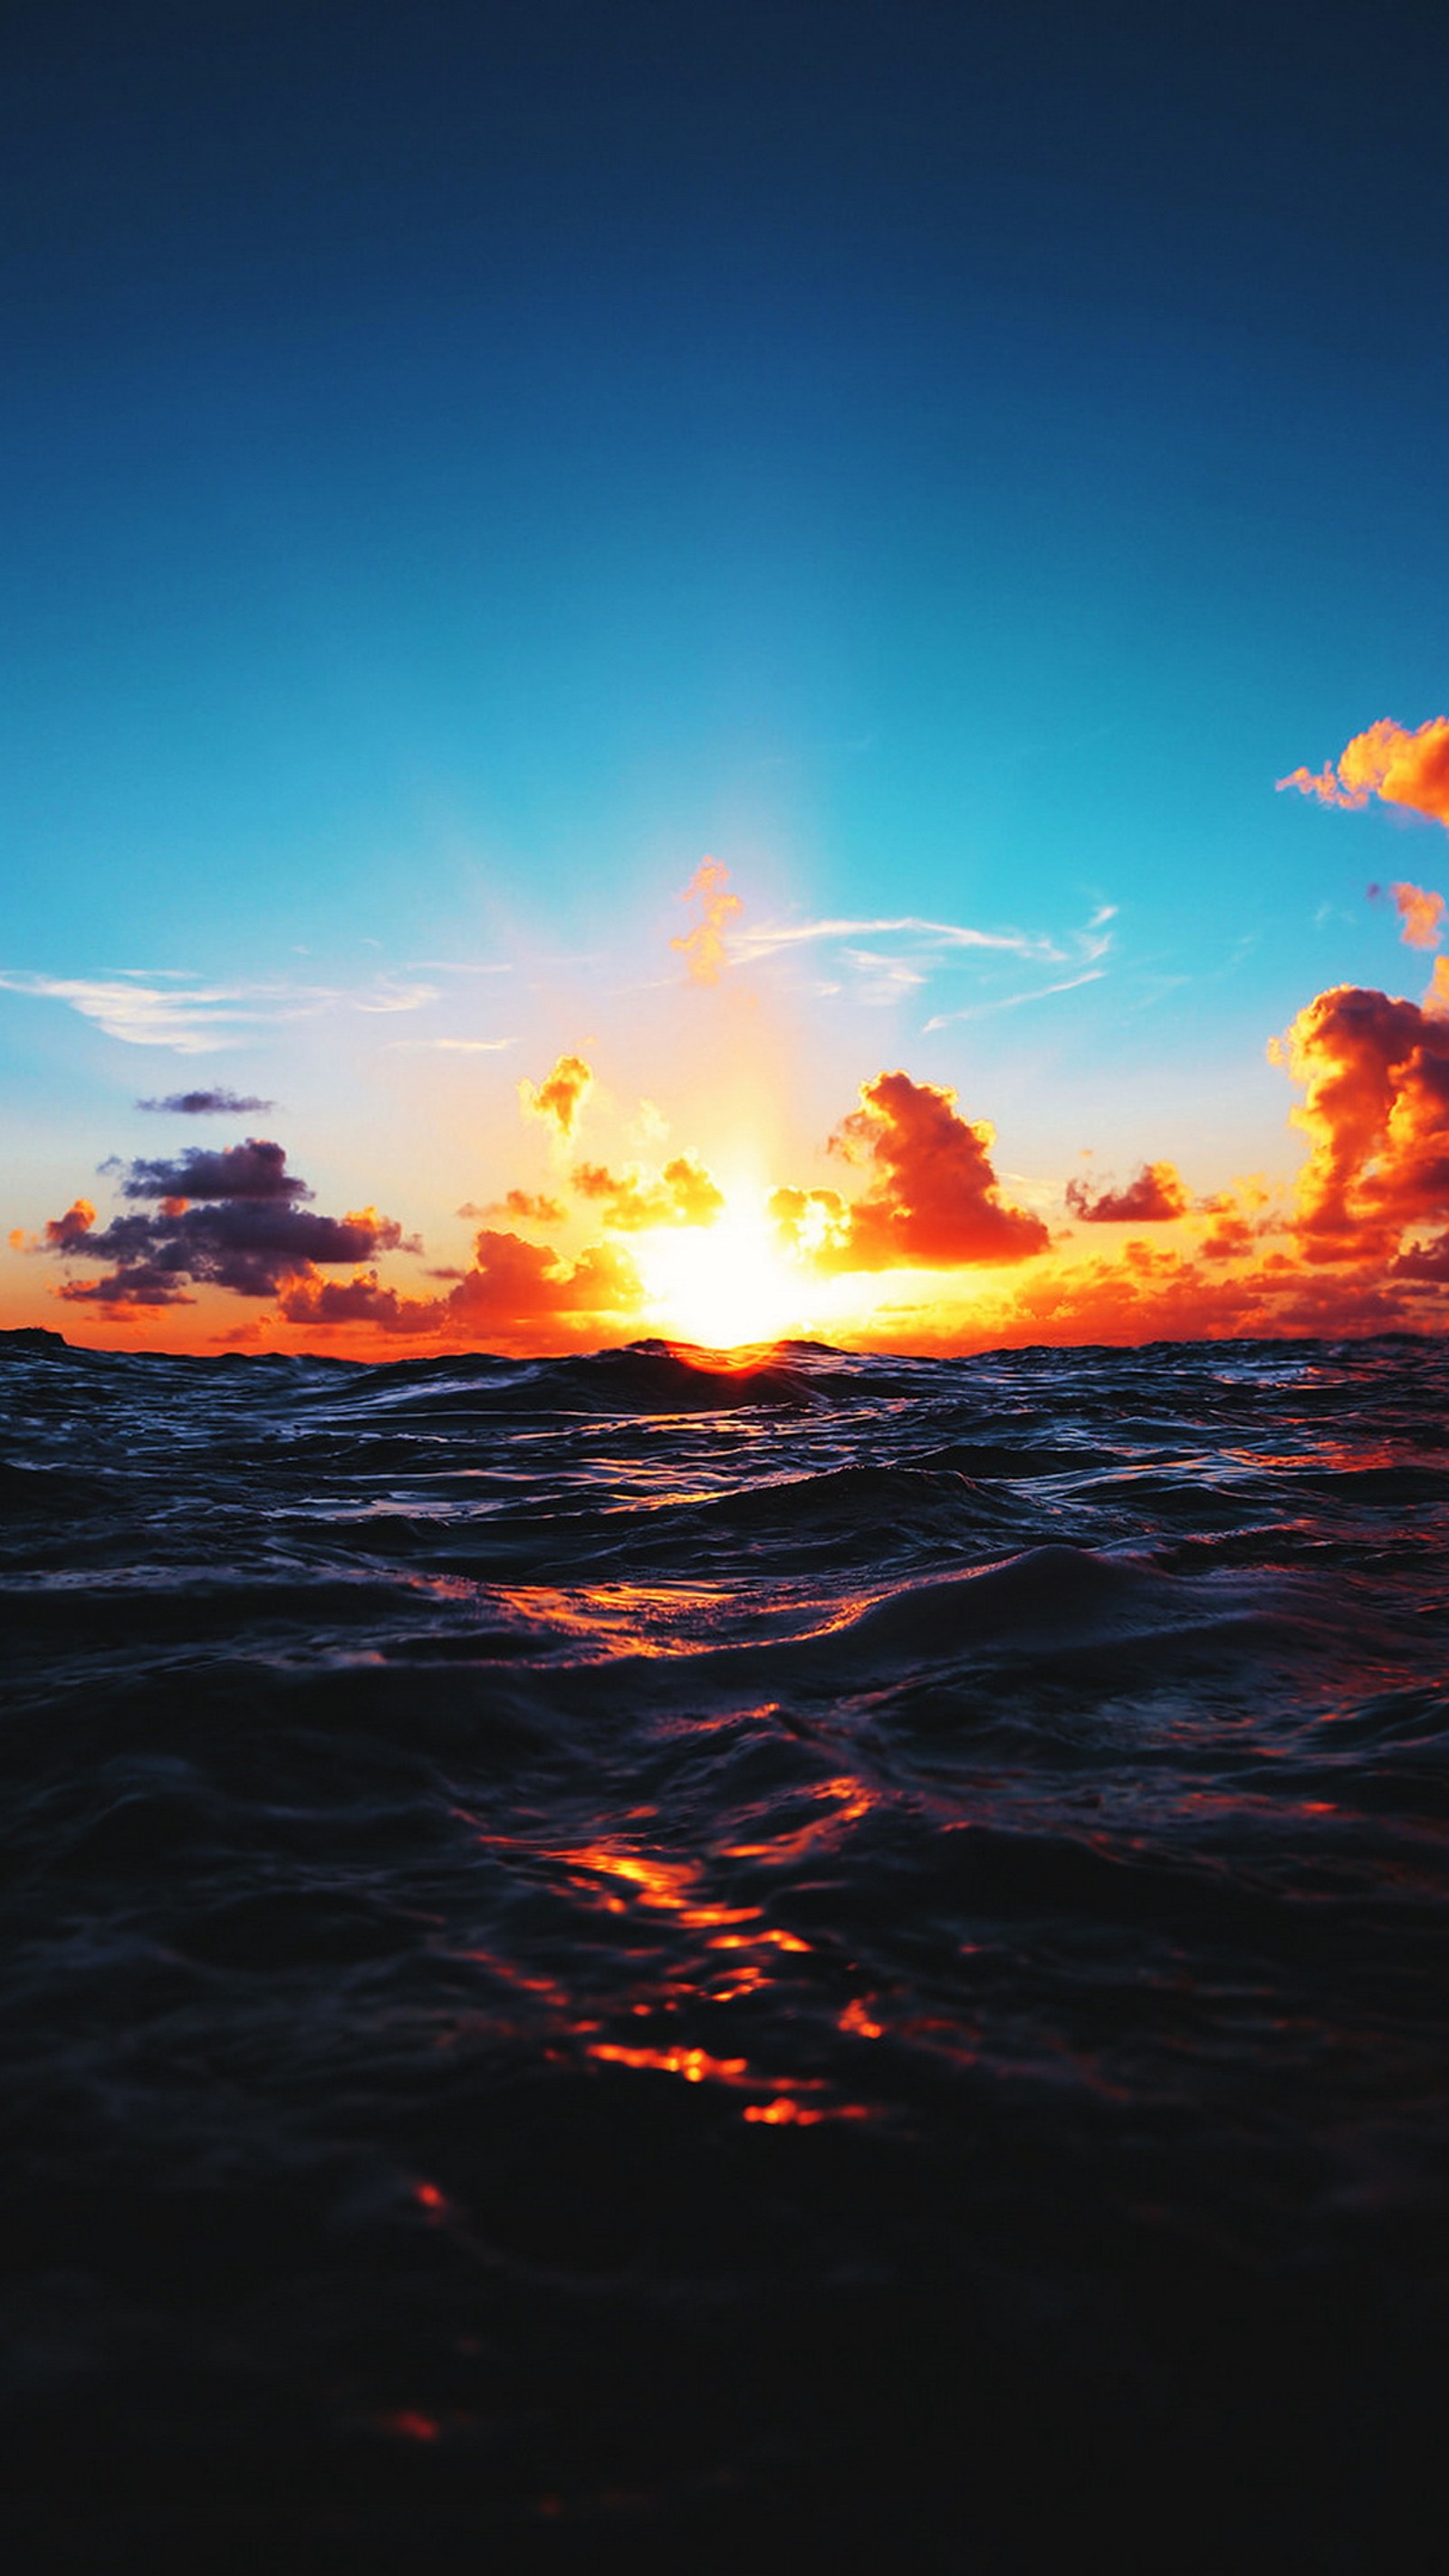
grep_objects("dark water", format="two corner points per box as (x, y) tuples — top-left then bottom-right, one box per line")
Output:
(3, 1328), (1447, 2571)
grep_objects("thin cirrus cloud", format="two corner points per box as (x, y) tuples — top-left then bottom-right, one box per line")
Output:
(923, 966), (1108, 1031)
(676, 854), (1117, 1014)
(0, 969), (445, 1052)
(386, 1037), (516, 1053)
(733, 912), (1059, 967)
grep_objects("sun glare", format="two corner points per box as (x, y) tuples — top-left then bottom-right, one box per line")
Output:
(634, 1193), (810, 1349)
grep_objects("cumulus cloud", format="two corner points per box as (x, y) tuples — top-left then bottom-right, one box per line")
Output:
(671, 859), (743, 985)
(24, 1141), (414, 1307)
(571, 1153), (724, 1231)
(1065, 1161), (1190, 1223)
(772, 1071), (1050, 1272)
(136, 1088), (276, 1115)
(279, 1229), (643, 1346)
(1279, 717), (1449, 829)
(1271, 983), (1449, 1264)
(9, 1198), (98, 1254)
(521, 1053), (593, 1139)
(120, 1139), (309, 1203)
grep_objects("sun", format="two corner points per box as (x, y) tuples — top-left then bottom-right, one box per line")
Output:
(633, 1192), (811, 1350)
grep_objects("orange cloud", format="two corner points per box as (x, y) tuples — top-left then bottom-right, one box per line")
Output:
(1064, 1161), (1189, 1223)
(571, 1153), (724, 1231)
(495, 1188), (566, 1226)
(10, 1197), (97, 1254)
(1279, 716), (1449, 827)
(929, 1235), (1409, 1353)
(28, 956), (1449, 1362)
(1384, 880), (1447, 949)
(671, 859), (742, 985)
(773, 1071), (1050, 1271)
(279, 1227), (644, 1351)
(521, 1053), (592, 1139)
(1272, 983), (1449, 1264)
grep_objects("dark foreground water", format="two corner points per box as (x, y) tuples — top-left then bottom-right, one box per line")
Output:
(3, 1328), (1447, 2571)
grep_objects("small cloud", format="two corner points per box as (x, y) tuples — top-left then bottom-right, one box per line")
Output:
(521, 1053), (593, 1139)
(672, 859), (743, 985)
(1065, 1162), (1190, 1223)
(483, 1189), (566, 1226)
(1380, 880), (1446, 950)
(387, 1036), (515, 1053)
(136, 1088), (275, 1115)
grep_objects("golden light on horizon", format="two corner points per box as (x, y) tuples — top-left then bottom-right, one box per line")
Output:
(632, 1190), (811, 1349)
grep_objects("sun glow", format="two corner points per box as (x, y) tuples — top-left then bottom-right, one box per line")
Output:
(633, 1191), (812, 1349)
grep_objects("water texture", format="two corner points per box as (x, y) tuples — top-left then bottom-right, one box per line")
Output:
(3, 1329), (1447, 2570)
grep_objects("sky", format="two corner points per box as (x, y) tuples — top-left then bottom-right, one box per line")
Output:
(4, 0), (1449, 1355)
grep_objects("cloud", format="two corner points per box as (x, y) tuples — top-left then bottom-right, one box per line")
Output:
(9, 1197), (98, 1254)
(386, 1037), (514, 1053)
(671, 859), (744, 985)
(1065, 1161), (1190, 1223)
(24, 1141), (414, 1307)
(923, 966), (1107, 1030)
(571, 1153), (724, 1231)
(772, 1070), (1050, 1272)
(930, 1235), (1410, 1354)
(521, 1053), (593, 1139)
(1377, 880), (1447, 949)
(1271, 983), (1449, 1264)
(734, 912), (1057, 969)
(0, 970), (440, 1052)
(120, 1139), (309, 1203)
(1279, 717), (1449, 829)
(490, 1189), (567, 1226)
(279, 1228), (643, 1347)
(136, 1088), (276, 1114)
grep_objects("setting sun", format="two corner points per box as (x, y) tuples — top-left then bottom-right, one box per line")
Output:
(633, 1192), (811, 1349)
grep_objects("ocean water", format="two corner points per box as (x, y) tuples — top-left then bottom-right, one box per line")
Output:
(2, 1327), (1446, 2571)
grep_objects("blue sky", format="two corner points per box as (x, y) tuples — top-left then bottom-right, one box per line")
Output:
(4, 0), (1448, 1340)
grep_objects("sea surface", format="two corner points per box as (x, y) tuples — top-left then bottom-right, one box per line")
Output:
(3, 1328), (1447, 2571)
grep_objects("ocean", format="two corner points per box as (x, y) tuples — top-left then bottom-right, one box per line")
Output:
(3, 1327), (1446, 2570)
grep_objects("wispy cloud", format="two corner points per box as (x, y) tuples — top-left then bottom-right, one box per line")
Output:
(923, 967), (1107, 1030)
(733, 913), (1058, 966)
(0, 970), (442, 1052)
(387, 1036), (515, 1053)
